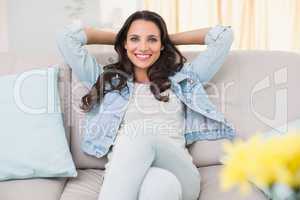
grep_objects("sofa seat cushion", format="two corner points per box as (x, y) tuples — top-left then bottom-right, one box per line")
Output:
(198, 165), (267, 200)
(59, 169), (104, 200)
(61, 165), (268, 200)
(0, 177), (66, 200)
(60, 165), (267, 200)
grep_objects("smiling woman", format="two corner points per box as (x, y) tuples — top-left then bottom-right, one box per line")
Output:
(56, 9), (235, 200)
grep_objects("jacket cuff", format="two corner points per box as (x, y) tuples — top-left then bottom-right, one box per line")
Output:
(204, 25), (232, 45)
(63, 20), (88, 45)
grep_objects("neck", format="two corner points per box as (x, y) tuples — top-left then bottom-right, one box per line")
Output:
(134, 68), (150, 83)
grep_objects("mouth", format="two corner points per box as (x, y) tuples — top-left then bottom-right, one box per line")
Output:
(134, 53), (152, 61)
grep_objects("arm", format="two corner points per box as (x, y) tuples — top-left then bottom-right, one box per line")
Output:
(84, 26), (116, 45)
(170, 25), (234, 83)
(169, 27), (211, 45)
(56, 21), (116, 89)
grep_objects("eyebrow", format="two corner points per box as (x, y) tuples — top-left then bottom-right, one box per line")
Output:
(128, 34), (159, 38)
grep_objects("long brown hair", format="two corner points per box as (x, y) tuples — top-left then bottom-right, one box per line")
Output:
(80, 10), (186, 112)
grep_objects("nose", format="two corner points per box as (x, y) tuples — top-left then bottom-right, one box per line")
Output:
(139, 41), (149, 51)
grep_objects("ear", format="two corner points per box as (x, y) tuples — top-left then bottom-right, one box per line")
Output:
(160, 46), (164, 51)
(124, 41), (128, 50)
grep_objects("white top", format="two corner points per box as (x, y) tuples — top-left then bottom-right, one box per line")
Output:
(116, 82), (186, 147)
(105, 82), (189, 170)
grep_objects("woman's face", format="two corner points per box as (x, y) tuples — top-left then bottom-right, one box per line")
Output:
(125, 19), (163, 72)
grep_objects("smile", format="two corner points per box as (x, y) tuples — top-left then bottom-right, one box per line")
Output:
(135, 53), (152, 61)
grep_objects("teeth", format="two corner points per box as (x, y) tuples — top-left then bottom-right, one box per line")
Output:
(136, 54), (151, 58)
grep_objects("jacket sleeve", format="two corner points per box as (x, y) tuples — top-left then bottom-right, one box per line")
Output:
(56, 21), (103, 89)
(185, 25), (234, 83)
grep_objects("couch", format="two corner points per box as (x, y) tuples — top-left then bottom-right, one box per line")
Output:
(1, 50), (300, 200)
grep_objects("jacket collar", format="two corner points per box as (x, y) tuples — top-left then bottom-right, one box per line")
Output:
(169, 71), (190, 83)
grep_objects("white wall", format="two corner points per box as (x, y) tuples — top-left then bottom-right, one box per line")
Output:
(99, 0), (142, 30)
(0, 0), (8, 53)
(1, 0), (142, 70)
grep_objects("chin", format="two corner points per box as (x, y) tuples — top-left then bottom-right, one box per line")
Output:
(132, 61), (153, 69)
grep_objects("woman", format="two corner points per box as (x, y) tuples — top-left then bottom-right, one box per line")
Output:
(56, 10), (235, 200)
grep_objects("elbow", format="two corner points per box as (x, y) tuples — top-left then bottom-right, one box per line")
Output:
(55, 28), (67, 47)
(56, 23), (87, 46)
(224, 26), (234, 46)
(55, 28), (70, 62)
(228, 27), (234, 44)
(205, 25), (234, 46)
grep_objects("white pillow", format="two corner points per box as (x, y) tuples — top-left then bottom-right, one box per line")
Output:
(0, 66), (77, 181)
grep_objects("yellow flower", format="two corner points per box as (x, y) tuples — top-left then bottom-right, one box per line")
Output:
(220, 132), (300, 194)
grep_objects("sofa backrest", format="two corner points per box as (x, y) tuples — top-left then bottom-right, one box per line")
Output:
(62, 50), (300, 169)
(1, 50), (299, 169)
(57, 64), (72, 145)
(207, 50), (300, 138)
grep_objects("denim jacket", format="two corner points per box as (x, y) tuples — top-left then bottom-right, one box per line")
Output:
(56, 22), (236, 158)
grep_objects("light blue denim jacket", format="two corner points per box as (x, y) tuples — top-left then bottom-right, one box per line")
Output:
(56, 22), (236, 158)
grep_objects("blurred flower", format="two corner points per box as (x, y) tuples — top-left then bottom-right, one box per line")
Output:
(220, 132), (300, 199)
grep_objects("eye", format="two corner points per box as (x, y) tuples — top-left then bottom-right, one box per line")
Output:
(129, 37), (138, 42)
(149, 38), (158, 42)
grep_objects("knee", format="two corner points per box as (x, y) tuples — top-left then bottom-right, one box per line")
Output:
(138, 167), (182, 200)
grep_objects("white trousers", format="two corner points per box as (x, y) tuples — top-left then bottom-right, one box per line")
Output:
(98, 134), (201, 200)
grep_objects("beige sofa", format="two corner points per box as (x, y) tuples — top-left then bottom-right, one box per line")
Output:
(1, 50), (300, 200)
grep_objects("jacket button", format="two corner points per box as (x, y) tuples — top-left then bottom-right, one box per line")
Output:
(188, 79), (194, 84)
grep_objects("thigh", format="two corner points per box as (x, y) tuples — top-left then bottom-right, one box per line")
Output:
(138, 167), (182, 200)
(99, 134), (157, 200)
(101, 134), (200, 200)
(152, 137), (201, 200)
